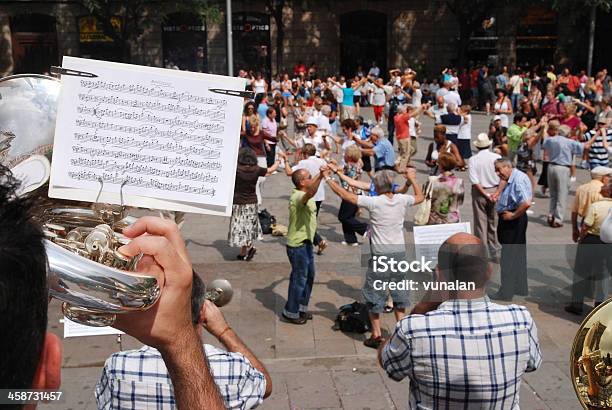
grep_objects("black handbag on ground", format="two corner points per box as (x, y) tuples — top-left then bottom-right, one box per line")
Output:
(258, 208), (276, 235)
(333, 301), (371, 334)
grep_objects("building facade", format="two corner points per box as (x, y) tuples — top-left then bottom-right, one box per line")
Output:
(0, 0), (609, 79)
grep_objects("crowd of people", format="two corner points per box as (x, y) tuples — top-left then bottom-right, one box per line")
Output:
(2, 61), (612, 410)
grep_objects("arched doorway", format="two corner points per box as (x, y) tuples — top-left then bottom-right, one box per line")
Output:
(232, 12), (271, 80)
(10, 13), (58, 74)
(340, 11), (387, 79)
(162, 13), (207, 72)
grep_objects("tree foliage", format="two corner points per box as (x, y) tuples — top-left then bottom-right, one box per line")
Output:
(78, 0), (220, 63)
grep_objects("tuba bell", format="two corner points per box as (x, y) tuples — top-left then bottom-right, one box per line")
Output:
(570, 298), (612, 408)
(0, 74), (232, 327)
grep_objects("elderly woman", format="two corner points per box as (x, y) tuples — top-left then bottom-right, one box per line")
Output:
(427, 152), (465, 225)
(229, 147), (284, 261)
(322, 167), (424, 349)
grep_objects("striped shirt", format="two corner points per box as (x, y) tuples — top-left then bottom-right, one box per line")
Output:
(95, 344), (266, 409)
(582, 128), (612, 168)
(381, 296), (542, 410)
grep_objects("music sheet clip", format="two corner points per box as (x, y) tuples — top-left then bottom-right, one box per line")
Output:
(209, 88), (254, 98)
(50, 66), (98, 78)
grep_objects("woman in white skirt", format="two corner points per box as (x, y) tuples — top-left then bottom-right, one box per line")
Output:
(229, 148), (283, 260)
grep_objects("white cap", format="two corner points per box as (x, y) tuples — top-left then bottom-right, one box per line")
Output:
(493, 115), (502, 121)
(473, 133), (493, 148)
(591, 166), (612, 177)
(306, 116), (319, 126)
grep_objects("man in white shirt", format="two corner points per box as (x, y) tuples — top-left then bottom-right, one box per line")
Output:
(468, 133), (502, 256)
(368, 61), (380, 78)
(371, 78), (387, 124)
(444, 87), (462, 108)
(509, 69), (523, 112)
(425, 96), (448, 124)
(284, 143), (329, 254)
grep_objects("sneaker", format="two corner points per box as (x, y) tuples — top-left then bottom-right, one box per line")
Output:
(564, 303), (584, 315)
(363, 336), (385, 349)
(570, 176), (576, 183)
(245, 247), (257, 261)
(341, 241), (359, 247)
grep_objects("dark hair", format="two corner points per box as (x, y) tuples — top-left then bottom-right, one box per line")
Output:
(237, 147), (258, 166)
(0, 165), (47, 389)
(341, 118), (356, 131)
(291, 168), (310, 187)
(243, 102), (256, 114)
(266, 107), (276, 116)
(191, 272), (206, 325)
(514, 114), (526, 123)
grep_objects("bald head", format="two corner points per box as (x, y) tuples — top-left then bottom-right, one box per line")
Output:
(437, 96), (445, 107)
(437, 233), (490, 288)
(291, 168), (311, 189)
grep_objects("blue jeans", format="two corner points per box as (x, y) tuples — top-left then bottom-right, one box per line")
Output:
(283, 243), (315, 319)
(511, 93), (521, 112)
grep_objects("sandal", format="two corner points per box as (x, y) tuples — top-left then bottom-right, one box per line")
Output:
(363, 336), (385, 349)
(245, 247), (257, 261)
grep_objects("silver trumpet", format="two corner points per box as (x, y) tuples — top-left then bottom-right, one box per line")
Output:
(1, 74), (233, 327)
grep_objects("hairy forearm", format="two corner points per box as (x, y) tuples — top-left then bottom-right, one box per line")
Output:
(160, 329), (225, 409)
(219, 329), (272, 397)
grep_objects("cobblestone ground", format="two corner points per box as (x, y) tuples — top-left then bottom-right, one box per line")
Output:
(43, 108), (590, 409)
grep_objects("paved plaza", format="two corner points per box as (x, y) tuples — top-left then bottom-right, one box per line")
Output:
(43, 110), (591, 409)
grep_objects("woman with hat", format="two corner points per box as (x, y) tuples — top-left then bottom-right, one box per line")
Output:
(494, 88), (513, 131)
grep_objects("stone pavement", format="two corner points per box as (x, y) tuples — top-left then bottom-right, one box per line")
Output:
(42, 109), (593, 409)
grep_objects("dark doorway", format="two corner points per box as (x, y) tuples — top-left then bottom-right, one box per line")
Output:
(340, 11), (387, 79)
(232, 13), (271, 81)
(10, 14), (58, 74)
(162, 13), (207, 72)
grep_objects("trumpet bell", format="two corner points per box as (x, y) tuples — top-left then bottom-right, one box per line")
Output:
(570, 298), (612, 408)
(206, 279), (234, 307)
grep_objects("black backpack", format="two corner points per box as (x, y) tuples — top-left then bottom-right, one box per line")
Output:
(258, 208), (276, 235)
(333, 302), (371, 334)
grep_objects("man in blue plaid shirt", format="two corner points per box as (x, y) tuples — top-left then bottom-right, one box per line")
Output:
(96, 274), (271, 409)
(380, 233), (542, 409)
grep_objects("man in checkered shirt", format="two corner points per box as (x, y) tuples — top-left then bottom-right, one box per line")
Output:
(96, 274), (271, 409)
(380, 233), (542, 409)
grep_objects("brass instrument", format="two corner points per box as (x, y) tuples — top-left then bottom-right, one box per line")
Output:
(571, 299), (612, 408)
(0, 74), (232, 327)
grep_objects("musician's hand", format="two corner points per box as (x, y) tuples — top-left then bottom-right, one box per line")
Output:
(115, 217), (194, 353)
(200, 300), (229, 339)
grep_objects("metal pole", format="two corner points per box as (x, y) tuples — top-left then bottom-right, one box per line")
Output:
(587, 5), (596, 76)
(226, 0), (234, 76)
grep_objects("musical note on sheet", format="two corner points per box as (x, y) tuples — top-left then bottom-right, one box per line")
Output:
(49, 57), (246, 213)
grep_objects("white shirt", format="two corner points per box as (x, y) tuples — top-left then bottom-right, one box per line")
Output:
(318, 115), (332, 134)
(408, 117), (417, 138)
(292, 156), (327, 201)
(509, 75), (522, 94)
(412, 89), (422, 107)
(429, 105), (448, 124)
(298, 131), (326, 154)
(601, 208), (612, 243)
(458, 114), (471, 140)
(372, 87), (386, 106)
(444, 90), (462, 107)
(357, 194), (415, 251)
(436, 88), (449, 99)
(468, 149), (501, 188)
(253, 79), (266, 94)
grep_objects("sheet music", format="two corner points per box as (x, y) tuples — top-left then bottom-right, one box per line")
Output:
(413, 222), (472, 263)
(63, 318), (123, 338)
(49, 57), (245, 215)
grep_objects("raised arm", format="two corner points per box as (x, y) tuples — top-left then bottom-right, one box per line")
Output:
(302, 172), (324, 204)
(322, 168), (359, 205)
